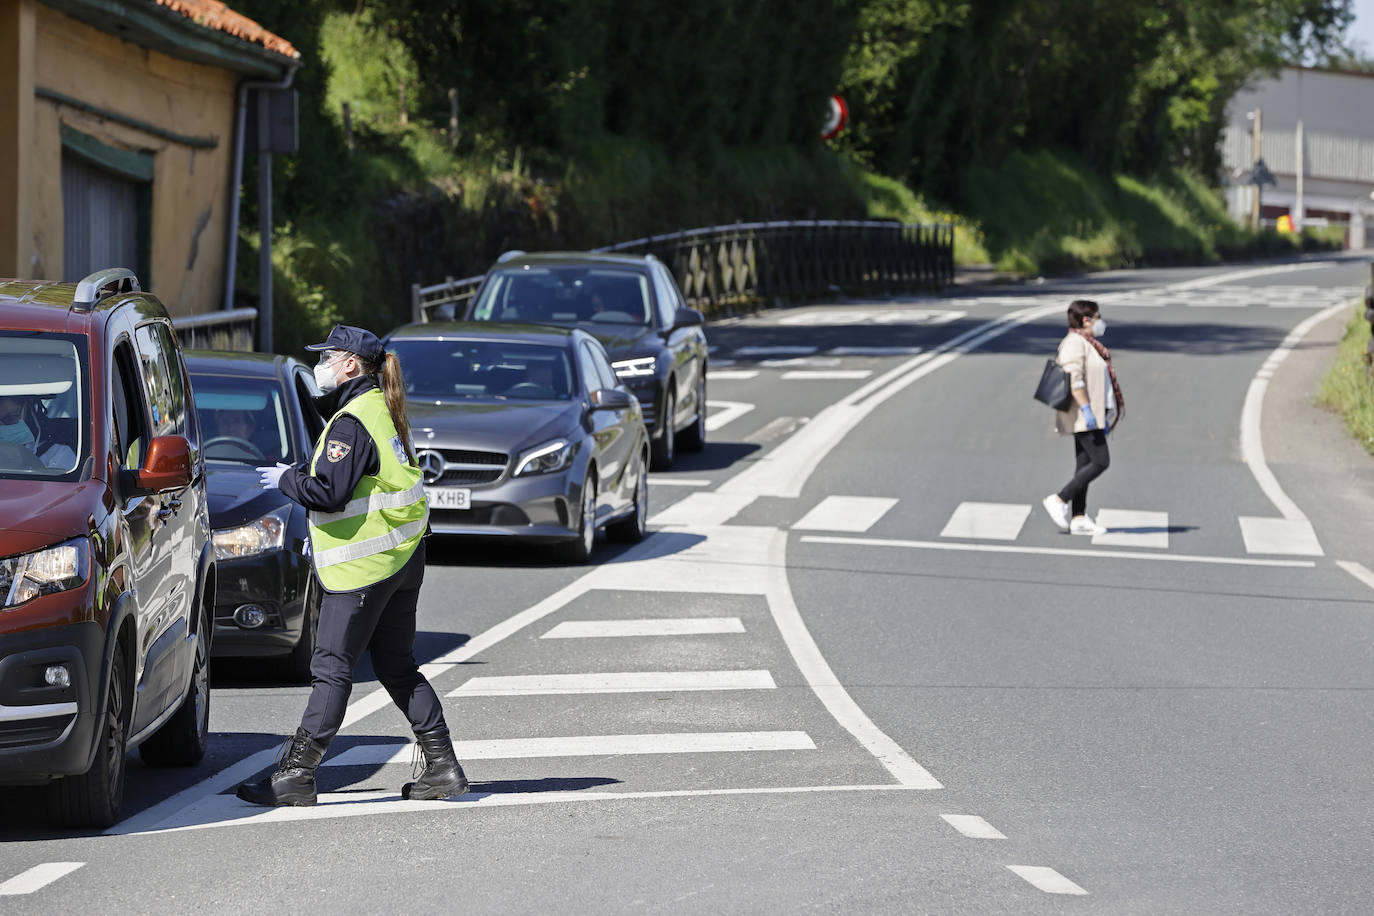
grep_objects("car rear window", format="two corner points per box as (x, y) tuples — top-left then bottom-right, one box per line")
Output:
(189, 376), (294, 464)
(0, 333), (87, 478)
(391, 340), (575, 401)
(470, 267), (652, 326)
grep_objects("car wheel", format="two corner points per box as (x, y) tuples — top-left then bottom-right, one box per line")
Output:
(559, 475), (598, 563)
(51, 645), (128, 828)
(283, 582), (319, 684)
(650, 389), (676, 470)
(139, 601), (211, 768)
(608, 452), (649, 543)
(679, 375), (707, 452)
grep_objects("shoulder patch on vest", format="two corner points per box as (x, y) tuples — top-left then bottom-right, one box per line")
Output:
(389, 435), (408, 465)
(326, 439), (351, 462)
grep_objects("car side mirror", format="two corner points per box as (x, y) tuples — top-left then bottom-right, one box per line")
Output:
(671, 307), (704, 330)
(134, 435), (193, 494)
(590, 388), (634, 411)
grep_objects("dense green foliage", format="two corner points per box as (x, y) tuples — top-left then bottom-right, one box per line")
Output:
(222, 0), (1355, 354)
(1319, 305), (1374, 455)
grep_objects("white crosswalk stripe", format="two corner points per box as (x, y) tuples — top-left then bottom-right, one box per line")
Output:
(0, 863), (84, 896)
(1090, 508), (1170, 549)
(1238, 516), (1324, 556)
(447, 670), (776, 696)
(940, 502), (1031, 541)
(541, 618), (746, 638)
(324, 732), (818, 765)
(794, 496), (898, 532)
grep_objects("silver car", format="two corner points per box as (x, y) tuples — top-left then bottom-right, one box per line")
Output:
(386, 322), (650, 562)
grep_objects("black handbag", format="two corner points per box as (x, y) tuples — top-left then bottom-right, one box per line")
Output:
(1033, 358), (1072, 410)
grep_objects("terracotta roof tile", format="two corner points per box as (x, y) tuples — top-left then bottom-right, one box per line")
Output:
(152, 0), (299, 59)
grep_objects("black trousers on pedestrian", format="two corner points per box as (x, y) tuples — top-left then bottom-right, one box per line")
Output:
(300, 540), (445, 744)
(1057, 430), (1110, 517)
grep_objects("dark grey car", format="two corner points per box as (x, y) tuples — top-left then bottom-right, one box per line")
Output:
(386, 323), (650, 562)
(462, 251), (708, 470)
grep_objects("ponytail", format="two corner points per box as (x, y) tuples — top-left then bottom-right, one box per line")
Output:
(360, 351), (417, 465)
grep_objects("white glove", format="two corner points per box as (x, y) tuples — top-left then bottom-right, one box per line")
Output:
(257, 462), (291, 489)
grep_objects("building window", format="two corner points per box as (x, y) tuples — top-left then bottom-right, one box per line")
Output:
(60, 126), (152, 285)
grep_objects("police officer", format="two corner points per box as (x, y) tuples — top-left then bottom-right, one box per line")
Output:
(237, 325), (467, 807)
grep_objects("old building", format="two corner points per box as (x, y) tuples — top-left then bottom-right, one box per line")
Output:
(0, 0), (298, 314)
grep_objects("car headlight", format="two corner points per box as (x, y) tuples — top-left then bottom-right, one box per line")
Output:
(0, 538), (90, 609)
(214, 506), (289, 560)
(514, 439), (573, 477)
(612, 356), (657, 378)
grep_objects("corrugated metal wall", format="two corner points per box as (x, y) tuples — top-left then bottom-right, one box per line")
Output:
(61, 153), (138, 281)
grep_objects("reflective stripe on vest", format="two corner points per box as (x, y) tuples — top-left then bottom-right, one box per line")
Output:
(307, 388), (427, 591)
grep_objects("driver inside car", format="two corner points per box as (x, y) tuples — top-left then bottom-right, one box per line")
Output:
(215, 408), (257, 442)
(0, 393), (76, 470)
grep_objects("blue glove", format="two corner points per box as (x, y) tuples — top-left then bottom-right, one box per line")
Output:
(1079, 404), (1098, 430)
(257, 463), (291, 489)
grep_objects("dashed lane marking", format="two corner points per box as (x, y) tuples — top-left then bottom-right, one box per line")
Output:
(733, 345), (817, 357)
(743, 416), (806, 445)
(705, 400), (755, 432)
(794, 496), (898, 533)
(648, 478), (712, 487)
(939, 502), (1030, 541)
(647, 491), (759, 527)
(1337, 560), (1374, 594)
(706, 369), (759, 380)
(0, 863), (85, 896)
(325, 731), (816, 766)
(780, 370), (874, 380)
(446, 670), (776, 696)
(541, 618), (746, 638)
(1091, 508), (1170, 550)
(1238, 516), (1324, 556)
(1006, 865), (1089, 895)
(941, 815), (1006, 840)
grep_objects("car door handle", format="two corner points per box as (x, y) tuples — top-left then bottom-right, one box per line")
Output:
(165, 497), (182, 510)
(156, 506), (174, 521)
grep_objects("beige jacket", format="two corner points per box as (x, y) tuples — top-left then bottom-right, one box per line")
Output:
(1054, 331), (1112, 435)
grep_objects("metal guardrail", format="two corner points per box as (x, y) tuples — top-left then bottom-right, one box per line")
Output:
(172, 307), (258, 352)
(410, 219), (955, 324)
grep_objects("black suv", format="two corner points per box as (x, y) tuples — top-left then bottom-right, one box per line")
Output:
(463, 252), (708, 469)
(0, 268), (215, 827)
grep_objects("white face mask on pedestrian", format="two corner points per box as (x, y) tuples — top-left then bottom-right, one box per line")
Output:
(1090, 318), (1106, 337)
(314, 352), (346, 393)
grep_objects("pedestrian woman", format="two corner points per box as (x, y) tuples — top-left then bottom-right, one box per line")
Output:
(1042, 300), (1124, 536)
(237, 325), (467, 807)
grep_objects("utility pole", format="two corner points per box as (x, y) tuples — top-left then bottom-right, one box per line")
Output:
(1294, 70), (1304, 231)
(1250, 107), (1263, 228)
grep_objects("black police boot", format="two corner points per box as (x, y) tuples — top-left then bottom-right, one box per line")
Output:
(402, 725), (469, 800)
(235, 727), (329, 807)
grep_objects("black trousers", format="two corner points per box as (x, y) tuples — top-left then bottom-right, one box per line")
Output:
(300, 540), (445, 744)
(1057, 430), (1110, 517)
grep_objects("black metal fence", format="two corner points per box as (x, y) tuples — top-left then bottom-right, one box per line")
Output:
(411, 219), (955, 323)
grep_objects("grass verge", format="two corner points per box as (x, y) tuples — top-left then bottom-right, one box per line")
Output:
(1318, 305), (1374, 456)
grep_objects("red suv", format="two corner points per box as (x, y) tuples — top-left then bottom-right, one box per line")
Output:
(0, 268), (215, 827)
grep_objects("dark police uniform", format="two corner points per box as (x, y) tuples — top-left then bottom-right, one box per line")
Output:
(277, 373), (444, 744)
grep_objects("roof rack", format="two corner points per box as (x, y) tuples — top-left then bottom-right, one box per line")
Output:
(73, 268), (140, 311)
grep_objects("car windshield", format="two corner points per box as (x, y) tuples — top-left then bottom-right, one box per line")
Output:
(391, 340), (575, 401)
(469, 267), (652, 326)
(0, 333), (87, 478)
(189, 375), (294, 464)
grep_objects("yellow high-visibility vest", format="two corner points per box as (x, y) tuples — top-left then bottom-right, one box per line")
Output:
(307, 388), (427, 591)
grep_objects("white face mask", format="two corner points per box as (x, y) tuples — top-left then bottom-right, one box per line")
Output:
(314, 359), (339, 394)
(1091, 318), (1107, 337)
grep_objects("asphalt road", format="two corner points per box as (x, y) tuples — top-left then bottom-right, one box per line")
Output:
(3, 255), (1374, 914)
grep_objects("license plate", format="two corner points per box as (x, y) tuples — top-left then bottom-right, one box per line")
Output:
(424, 487), (470, 510)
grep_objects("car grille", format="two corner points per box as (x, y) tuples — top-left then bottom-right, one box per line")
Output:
(635, 395), (656, 430)
(426, 449), (507, 485)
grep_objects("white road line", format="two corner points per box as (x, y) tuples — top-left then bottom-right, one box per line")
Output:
(541, 618), (745, 638)
(589, 525), (775, 596)
(705, 399), (755, 432)
(1338, 560), (1374, 592)
(1170, 259), (1339, 289)
(733, 345), (817, 356)
(1240, 299), (1354, 521)
(780, 370), (874, 380)
(0, 863), (85, 896)
(647, 491), (758, 527)
(648, 478), (712, 487)
(1007, 865), (1089, 895)
(325, 731), (816, 766)
(761, 356), (842, 368)
(744, 416), (806, 444)
(764, 529), (943, 789)
(939, 502), (1030, 541)
(802, 534), (1317, 569)
(940, 814), (1006, 839)
(1238, 516), (1324, 556)
(1091, 508), (1170, 549)
(707, 369), (759, 380)
(794, 496), (898, 532)
(826, 346), (924, 356)
(447, 670), (776, 696)
(129, 784), (918, 836)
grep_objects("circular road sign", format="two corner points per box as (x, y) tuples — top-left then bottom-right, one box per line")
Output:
(821, 94), (848, 141)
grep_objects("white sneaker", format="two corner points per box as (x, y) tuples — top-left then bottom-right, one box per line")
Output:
(1041, 494), (1070, 531)
(1069, 516), (1107, 536)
